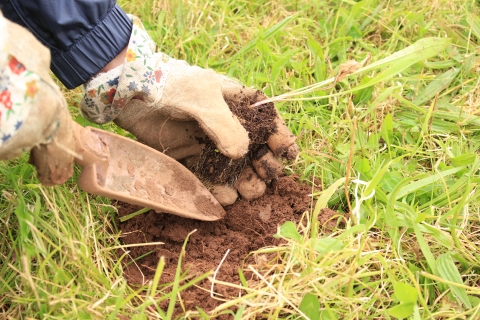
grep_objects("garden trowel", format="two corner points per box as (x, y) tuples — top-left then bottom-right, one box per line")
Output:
(72, 122), (225, 221)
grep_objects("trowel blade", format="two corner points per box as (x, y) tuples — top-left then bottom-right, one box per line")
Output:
(76, 126), (225, 221)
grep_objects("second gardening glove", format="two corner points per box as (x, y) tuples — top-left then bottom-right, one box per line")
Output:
(0, 12), (75, 186)
(80, 16), (298, 205)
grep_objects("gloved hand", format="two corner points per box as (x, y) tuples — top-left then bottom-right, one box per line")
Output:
(0, 12), (74, 186)
(80, 16), (298, 205)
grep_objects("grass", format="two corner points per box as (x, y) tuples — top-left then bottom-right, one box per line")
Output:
(1, 0), (480, 318)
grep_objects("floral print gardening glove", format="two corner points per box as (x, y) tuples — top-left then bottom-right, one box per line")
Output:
(80, 16), (298, 205)
(81, 16), (248, 160)
(0, 11), (75, 186)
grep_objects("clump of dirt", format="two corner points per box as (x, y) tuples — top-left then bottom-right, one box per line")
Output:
(193, 89), (277, 185)
(117, 176), (343, 314)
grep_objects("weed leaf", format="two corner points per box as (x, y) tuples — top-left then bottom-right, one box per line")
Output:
(450, 153), (476, 167)
(387, 302), (415, 319)
(314, 177), (346, 214)
(436, 253), (472, 308)
(393, 282), (418, 303)
(299, 293), (320, 320)
(380, 114), (394, 145)
(363, 160), (392, 198)
(355, 158), (371, 174)
(277, 221), (302, 242)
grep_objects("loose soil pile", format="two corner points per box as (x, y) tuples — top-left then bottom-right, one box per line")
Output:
(117, 175), (344, 314)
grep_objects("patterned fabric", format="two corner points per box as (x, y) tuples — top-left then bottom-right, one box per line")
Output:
(0, 54), (40, 147)
(0, 13), (6, 69)
(81, 15), (175, 124)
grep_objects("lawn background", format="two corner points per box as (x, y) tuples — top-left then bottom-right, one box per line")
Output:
(1, 0), (480, 318)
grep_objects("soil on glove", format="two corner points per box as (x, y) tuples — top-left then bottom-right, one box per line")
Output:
(117, 176), (344, 314)
(192, 89), (277, 185)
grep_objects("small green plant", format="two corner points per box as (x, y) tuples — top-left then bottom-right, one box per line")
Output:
(387, 282), (419, 319)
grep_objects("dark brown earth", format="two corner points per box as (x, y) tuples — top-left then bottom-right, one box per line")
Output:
(116, 175), (345, 315)
(192, 90), (277, 185)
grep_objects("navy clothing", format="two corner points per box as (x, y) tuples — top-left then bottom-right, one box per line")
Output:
(0, 0), (132, 89)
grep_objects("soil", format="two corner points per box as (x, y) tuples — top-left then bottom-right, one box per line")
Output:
(117, 175), (345, 316)
(192, 89), (278, 186)
(114, 88), (347, 316)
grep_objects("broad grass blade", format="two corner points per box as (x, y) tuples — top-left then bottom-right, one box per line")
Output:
(314, 177), (346, 214)
(361, 38), (451, 73)
(356, 38), (452, 93)
(413, 223), (437, 274)
(468, 15), (480, 41)
(395, 167), (464, 200)
(413, 68), (460, 105)
(363, 160), (392, 198)
(437, 253), (472, 308)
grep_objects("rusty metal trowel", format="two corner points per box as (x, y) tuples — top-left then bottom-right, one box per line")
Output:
(72, 122), (225, 221)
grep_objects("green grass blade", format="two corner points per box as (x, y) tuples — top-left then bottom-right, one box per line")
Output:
(314, 177), (346, 213)
(229, 13), (299, 62)
(356, 38), (452, 93)
(413, 68), (461, 105)
(395, 167), (464, 200)
(436, 253), (472, 308)
(363, 160), (392, 198)
(260, 37), (452, 104)
(362, 38), (451, 73)
(166, 229), (196, 318)
(412, 222), (437, 275)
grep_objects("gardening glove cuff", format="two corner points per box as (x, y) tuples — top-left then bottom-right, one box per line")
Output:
(80, 15), (249, 159)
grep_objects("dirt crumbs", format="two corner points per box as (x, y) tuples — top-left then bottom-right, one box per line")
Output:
(192, 90), (277, 185)
(117, 176), (345, 314)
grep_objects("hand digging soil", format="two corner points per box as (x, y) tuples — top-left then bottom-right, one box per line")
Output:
(191, 89), (281, 186)
(114, 88), (343, 315)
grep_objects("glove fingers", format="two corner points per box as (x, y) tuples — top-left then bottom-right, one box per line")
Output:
(220, 75), (299, 160)
(235, 166), (266, 201)
(220, 75), (258, 102)
(211, 184), (238, 206)
(210, 167), (267, 205)
(0, 15), (75, 186)
(194, 105), (249, 160)
(267, 110), (298, 160)
(114, 100), (206, 161)
(162, 63), (249, 160)
(210, 158), (283, 206)
(252, 148), (284, 180)
(29, 108), (74, 186)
